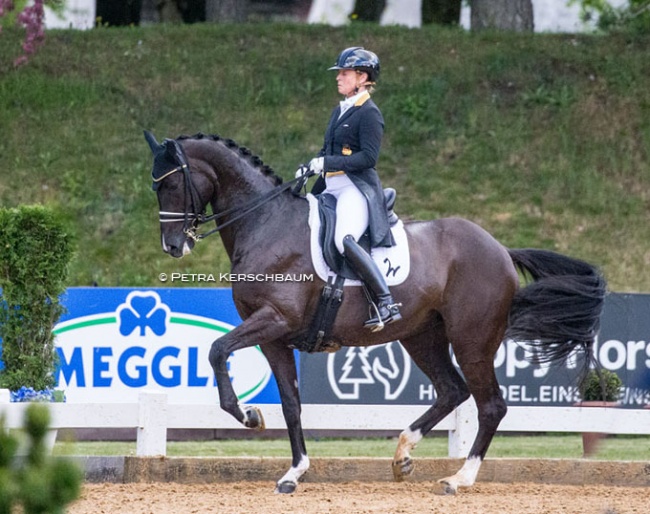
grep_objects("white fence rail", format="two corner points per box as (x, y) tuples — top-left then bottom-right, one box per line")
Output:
(2, 389), (648, 458)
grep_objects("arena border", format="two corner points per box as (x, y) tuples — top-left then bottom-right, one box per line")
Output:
(75, 457), (650, 487)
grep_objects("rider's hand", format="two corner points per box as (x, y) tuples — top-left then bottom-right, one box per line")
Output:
(309, 157), (324, 176)
(294, 164), (310, 179)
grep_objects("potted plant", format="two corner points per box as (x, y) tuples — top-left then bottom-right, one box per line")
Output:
(577, 368), (623, 457)
(0, 206), (74, 451)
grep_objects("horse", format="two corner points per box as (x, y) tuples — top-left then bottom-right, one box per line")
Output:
(144, 131), (606, 495)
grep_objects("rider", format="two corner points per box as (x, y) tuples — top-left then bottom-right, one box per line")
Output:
(296, 46), (401, 332)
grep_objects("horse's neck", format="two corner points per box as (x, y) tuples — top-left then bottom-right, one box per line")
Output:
(217, 191), (307, 268)
(205, 146), (282, 260)
(214, 157), (270, 207)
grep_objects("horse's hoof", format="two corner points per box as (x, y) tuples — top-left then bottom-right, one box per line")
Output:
(434, 480), (457, 496)
(392, 457), (414, 482)
(275, 481), (297, 494)
(244, 406), (266, 431)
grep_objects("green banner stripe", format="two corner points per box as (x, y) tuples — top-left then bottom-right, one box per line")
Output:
(169, 317), (230, 333)
(237, 374), (270, 401)
(53, 315), (231, 335)
(53, 316), (116, 334)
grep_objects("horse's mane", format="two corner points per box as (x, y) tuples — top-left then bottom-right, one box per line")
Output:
(177, 133), (283, 186)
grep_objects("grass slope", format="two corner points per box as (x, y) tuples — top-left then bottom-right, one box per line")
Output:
(1, 24), (648, 290)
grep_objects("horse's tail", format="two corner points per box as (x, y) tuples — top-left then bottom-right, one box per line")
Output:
(505, 248), (607, 369)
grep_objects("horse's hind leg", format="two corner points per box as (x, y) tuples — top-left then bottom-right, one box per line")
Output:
(393, 319), (470, 481)
(436, 324), (508, 494)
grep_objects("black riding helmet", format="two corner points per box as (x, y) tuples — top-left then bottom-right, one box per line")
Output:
(328, 46), (380, 83)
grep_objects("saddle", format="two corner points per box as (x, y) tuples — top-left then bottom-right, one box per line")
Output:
(318, 188), (399, 281)
(294, 189), (400, 353)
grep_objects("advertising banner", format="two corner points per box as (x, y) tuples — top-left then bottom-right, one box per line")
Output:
(300, 293), (650, 408)
(2, 289), (647, 409)
(52, 287), (280, 404)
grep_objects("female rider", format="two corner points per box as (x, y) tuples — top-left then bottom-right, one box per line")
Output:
(297, 47), (401, 331)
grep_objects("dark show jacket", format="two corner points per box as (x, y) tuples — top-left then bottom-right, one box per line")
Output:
(311, 92), (395, 248)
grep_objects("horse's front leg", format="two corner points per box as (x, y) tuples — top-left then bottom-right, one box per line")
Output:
(261, 342), (309, 494)
(208, 306), (289, 428)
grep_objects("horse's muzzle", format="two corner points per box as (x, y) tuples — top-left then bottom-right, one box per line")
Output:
(161, 233), (194, 258)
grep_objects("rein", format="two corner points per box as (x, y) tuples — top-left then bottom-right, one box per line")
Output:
(154, 151), (314, 241)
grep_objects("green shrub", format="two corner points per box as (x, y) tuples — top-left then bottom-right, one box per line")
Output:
(572, 0), (650, 34)
(0, 205), (74, 391)
(579, 369), (623, 402)
(0, 404), (82, 514)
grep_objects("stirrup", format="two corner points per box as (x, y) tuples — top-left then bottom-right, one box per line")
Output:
(364, 302), (385, 332)
(364, 302), (402, 333)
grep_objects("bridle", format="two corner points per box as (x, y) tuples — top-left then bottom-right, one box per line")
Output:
(152, 140), (314, 242)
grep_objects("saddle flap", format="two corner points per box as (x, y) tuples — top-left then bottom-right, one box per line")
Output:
(318, 193), (370, 279)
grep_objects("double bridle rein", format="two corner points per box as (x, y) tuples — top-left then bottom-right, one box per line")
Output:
(153, 141), (314, 242)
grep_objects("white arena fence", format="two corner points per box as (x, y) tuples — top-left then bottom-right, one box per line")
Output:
(2, 389), (648, 458)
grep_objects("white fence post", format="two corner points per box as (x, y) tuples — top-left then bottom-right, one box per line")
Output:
(448, 397), (479, 458)
(136, 390), (168, 457)
(0, 389), (9, 405)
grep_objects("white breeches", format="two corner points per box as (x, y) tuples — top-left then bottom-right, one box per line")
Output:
(325, 174), (369, 254)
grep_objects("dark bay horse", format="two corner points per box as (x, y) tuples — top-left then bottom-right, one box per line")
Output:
(145, 131), (606, 495)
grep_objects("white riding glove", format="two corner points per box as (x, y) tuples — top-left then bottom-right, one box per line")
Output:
(309, 157), (324, 176)
(294, 164), (310, 179)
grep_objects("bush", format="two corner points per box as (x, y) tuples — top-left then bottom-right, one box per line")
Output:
(0, 205), (74, 391)
(573, 0), (650, 34)
(0, 404), (82, 513)
(579, 369), (623, 402)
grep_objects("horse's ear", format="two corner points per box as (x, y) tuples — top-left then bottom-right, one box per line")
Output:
(144, 130), (161, 154)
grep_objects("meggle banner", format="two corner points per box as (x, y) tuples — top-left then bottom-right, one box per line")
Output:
(53, 288), (280, 404)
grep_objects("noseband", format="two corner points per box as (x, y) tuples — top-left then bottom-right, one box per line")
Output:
(152, 140), (314, 241)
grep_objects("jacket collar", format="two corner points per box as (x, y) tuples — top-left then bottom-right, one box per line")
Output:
(336, 91), (371, 125)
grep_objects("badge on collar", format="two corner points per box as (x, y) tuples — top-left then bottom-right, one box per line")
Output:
(342, 144), (352, 156)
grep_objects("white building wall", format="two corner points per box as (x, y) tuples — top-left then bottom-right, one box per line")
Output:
(44, 0), (627, 33)
(309, 0), (629, 33)
(45, 0), (95, 30)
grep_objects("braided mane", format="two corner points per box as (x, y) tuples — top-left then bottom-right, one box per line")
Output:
(178, 133), (283, 186)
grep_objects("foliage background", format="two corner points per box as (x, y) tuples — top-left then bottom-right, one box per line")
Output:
(0, 205), (73, 390)
(0, 23), (648, 291)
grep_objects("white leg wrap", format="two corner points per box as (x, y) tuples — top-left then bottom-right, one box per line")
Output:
(277, 454), (310, 486)
(439, 456), (482, 491)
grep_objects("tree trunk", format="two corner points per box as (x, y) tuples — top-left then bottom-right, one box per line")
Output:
(421, 0), (462, 26)
(175, 0), (206, 23)
(206, 0), (248, 22)
(350, 0), (386, 22)
(470, 0), (534, 32)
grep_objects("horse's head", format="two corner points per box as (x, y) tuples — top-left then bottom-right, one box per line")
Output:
(144, 131), (213, 258)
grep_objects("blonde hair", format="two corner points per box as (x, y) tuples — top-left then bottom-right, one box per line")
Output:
(356, 70), (376, 93)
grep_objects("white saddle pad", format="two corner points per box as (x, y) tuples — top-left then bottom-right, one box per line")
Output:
(306, 194), (410, 286)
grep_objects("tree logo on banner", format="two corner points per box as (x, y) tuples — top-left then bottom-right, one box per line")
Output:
(326, 342), (411, 401)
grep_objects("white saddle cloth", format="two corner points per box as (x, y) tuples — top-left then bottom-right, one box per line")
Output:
(305, 193), (410, 287)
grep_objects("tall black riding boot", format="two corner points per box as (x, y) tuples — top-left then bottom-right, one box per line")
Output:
(342, 235), (402, 332)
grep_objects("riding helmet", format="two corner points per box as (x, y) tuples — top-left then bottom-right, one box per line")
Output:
(329, 47), (380, 82)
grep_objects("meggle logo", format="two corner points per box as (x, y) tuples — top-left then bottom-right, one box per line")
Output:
(117, 292), (169, 336)
(53, 291), (271, 404)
